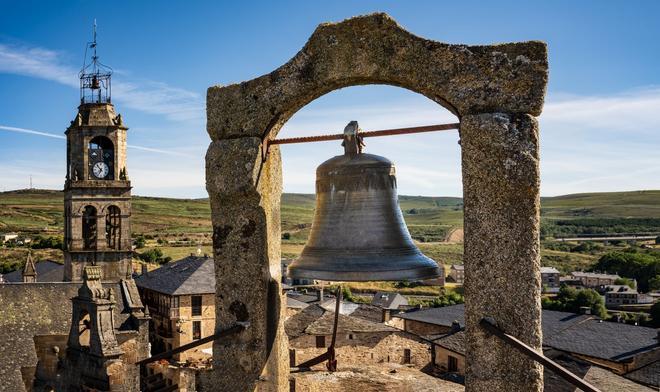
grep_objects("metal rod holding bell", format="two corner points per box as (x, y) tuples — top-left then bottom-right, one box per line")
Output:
(269, 122), (459, 146)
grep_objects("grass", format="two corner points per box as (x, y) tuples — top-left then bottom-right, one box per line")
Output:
(2, 189), (659, 275)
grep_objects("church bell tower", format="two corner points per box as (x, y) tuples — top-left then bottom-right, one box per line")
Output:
(63, 24), (132, 282)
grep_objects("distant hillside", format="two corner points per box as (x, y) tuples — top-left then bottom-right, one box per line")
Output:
(1, 189), (659, 240)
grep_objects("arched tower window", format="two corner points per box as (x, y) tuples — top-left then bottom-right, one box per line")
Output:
(82, 206), (97, 250)
(106, 206), (121, 249)
(78, 310), (91, 347)
(88, 136), (114, 180)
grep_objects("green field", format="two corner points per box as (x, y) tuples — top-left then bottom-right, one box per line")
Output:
(1, 189), (659, 275)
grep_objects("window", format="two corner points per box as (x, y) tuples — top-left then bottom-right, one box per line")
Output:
(448, 355), (458, 372)
(105, 206), (121, 249)
(315, 336), (325, 348)
(82, 206), (97, 250)
(78, 311), (91, 347)
(403, 348), (411, 364)
(193, 321), (201, 340)
(191, 296), (202, 316)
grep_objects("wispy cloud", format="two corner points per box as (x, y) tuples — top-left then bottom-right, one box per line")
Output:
(0, 124), (194, 157)
(0, 42), (204, 122)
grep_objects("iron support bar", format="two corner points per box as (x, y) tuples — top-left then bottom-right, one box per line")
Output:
(479, 318), (601, 392)
(136, 323), (248, 366)
(294, 285), (343, 371)
(268, 123), (460, 146)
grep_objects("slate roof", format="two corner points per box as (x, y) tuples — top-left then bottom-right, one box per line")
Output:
(625, 360), (660, 388)
(433, 330), (465, 355)
(287, 296), (310, 310)
(371, 291), (408, 310)
(394, 303), (466, 328)
(571, 271), (620, 280)
(540, 267), (560, 274)
(450, 264), (464, 271)
(134, 256), (215, 295)
(410, 304), (659, 365)
(285, 304), (396, 338)
(2, 260), (64, 282)
(543, 317), (659, 363)
(286, 290), (334, 304)
(544, 353), (655, 392)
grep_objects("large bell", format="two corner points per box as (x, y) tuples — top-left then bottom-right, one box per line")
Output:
(287, 122), (442, 282)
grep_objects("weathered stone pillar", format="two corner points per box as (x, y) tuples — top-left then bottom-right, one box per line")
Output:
(461, 113), (543, 392)
(204, 137), (289, 391)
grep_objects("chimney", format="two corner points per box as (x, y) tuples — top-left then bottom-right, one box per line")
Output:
(141, 263), (148, 276)
(579, 306), (591, 315)
(382, 309), (391, 323)
(317, 287), (324, 302)
(450, 320), (461, 332)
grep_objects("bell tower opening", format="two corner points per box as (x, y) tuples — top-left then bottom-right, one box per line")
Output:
(82, 206), (97, 250)
(105, 206), (121, 249)
(278, 85), (461, 280)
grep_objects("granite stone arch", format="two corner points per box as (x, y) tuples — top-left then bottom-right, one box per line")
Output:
(205, 13), (548, 392)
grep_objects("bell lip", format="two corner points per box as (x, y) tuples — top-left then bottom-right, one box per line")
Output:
(286, 265), (442, 282)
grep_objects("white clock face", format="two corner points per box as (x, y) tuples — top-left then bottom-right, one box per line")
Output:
(93, 162), (109, 179)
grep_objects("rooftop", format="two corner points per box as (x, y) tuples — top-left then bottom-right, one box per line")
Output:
(416, 304), (659, 365)
(371, 291), (408, 310)
(134, 256), (215, 295)
(540, 267), (560, 274)
(571, 271), (620, 280)
(2, 260), (64, 283)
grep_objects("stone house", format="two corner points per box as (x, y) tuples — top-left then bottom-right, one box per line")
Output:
(371, 291), (409, 322)
(397, 304), (660, 389)
(0, 232), (19, 243)
(570, 271), (620, 288)
(540, 266), (560, 292)
(448, 264), (464, 284)
(285, 304), (431, 370)
(604, 285), (641, 306)
(135, 255), (216, 363)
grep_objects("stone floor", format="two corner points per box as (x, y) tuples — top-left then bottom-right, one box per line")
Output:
(290, 363), (465, 392)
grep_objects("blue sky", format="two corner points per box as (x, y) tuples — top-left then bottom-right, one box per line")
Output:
(1, 1), (659, 198)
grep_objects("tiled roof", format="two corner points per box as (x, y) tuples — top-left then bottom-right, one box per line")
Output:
(371, 291), (408, 310)
(413, 304), (659, 365)
(540, 267), (560, 274)
(287, 296), (310, 309)
(2, 260), (64, 282)
(625, 360), (660, 388)
(134, 256), (215, 295)
(571, 271), (620, 280)
(433, 330), (465, 355)
(544, 318), (659, 363)
(285, 304), (395, 338)
(394, 303), (465, 328)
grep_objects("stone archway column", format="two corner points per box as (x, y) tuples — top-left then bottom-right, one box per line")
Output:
(461, 113), (543, 392)
(203, 137), (289, 391)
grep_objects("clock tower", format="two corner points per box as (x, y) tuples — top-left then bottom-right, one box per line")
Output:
(63, 26), (132, 282)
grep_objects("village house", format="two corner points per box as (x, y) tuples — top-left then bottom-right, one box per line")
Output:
(285, 303), (432, 370)
(393, 304), (660, 390)
(0, 232), (18, 243)
(604, 285), (654, 307)
(135, 255), (216, 363)
(540, 266), (560, 292)
(371, 291), (409, 321)
(570, 271), (621, 288)
(448, 264), (464, 284)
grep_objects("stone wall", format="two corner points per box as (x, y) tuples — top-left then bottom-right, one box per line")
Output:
(290, 331), (430, 369)
(434, 346), (466, 375)
(0, 282), (141, 391)
(403, 319), (452, 337)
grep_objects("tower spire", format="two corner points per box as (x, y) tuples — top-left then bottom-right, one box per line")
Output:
(79, 20), (112, 104)
(22, 251), (37, 283)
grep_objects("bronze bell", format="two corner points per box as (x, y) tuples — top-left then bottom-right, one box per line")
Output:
(91, 75), (100, 89)
(287, 121), (442, 282)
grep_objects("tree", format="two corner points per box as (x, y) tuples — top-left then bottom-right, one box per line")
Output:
(134, 236), (146, 249)
(593, 251), (660, 292)
(541, 284), (606, 318)
(650, 302), (660, 328)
